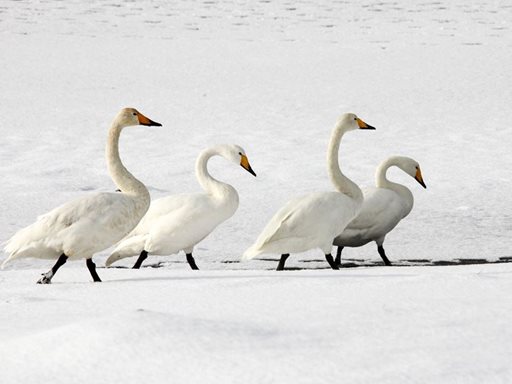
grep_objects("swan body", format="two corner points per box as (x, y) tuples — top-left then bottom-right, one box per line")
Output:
(106, 144), (256, 269)
(2, 108), (161, 283)
(244, 191), (361, 256)
(242, 113), (375, 270)
(333, 156), (426, 265)
(4, 193), (149, 262)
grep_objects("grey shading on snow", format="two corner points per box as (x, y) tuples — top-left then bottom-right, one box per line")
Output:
(1, 266), (512, 383)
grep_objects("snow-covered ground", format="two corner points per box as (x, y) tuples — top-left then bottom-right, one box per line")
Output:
(1, 1), (511, 382)
(2, 264), (512, 383)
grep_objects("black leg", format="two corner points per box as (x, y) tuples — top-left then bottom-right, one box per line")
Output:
(37, 254), (68, 284)
(276, 254), (290, 271)
(132, 250), (148, 269)
(186, 253), (199, 270)
(334, 246), (344, 265)
(86, 258), (102, 282)
(377, 245), (392, 266)
(325, 253), (340, 270)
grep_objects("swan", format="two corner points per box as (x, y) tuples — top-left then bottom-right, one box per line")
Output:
(2, 108), (161, 283)
(333, 156), (426, 266)
(242, 113), (375, 270)
(105, 144), (257, 269)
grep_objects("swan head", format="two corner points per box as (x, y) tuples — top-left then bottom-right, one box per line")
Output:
(336, 113), (376, 132)
(220, 144), (257, 177)
(116, 108), (162, 128)
(396, 156), (427, 189)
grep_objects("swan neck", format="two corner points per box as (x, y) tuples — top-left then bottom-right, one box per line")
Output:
(106, 120), (149, 198)
(195, 148), (238, 200)
(375, 159), (414, 214)
(327, 127), (363, 202)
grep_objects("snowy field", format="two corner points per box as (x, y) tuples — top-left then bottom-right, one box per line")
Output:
(1, 0), (512, 382)
(2, 265), (512, 383)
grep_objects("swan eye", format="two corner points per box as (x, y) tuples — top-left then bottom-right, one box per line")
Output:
(132, 112), (137, 116)
(354, 117), (357, 121)
(238, 152), (242, 156)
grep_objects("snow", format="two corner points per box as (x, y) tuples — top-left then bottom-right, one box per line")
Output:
(2, 265), (512, 383)
(1, 0), (512, 382)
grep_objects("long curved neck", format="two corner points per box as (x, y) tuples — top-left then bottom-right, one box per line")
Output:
(106, 120), (149, 199)
(376, 158), (414, 215)
(195, 147), (238, 200)
(327, 127), (363, 202)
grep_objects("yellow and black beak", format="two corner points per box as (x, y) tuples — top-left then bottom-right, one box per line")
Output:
(240, 154), (257, 177)
(356, 117), (376, 130)
(137, 112), (162, 127)
(415, 167), (427, 189)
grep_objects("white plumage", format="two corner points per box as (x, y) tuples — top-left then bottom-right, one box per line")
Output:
(4, 193), (146, 262)
(105, 144), (256, 269)
(2, 108), (161, 283)
(242, 113), (375, 270)
(333, 156), (426, 266)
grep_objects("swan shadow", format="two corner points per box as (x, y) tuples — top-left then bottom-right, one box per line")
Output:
(101, 268), (422, 284)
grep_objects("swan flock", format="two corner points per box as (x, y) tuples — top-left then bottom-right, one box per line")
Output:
(3, 109), (426, 283)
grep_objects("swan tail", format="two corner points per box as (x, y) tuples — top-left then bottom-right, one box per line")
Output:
(1, 254), (14, 269)
(241, 245), (263, 261)
(242, 203), (299, 262)
(2, 242), (23, 267)
(2, 247), (38, 269)
(2, 244), (62, 268)
(106, 235), (147, 267)
(2, 224), (62, 268)
(2, 239), (13, 268)
(241, 217), (289, 261)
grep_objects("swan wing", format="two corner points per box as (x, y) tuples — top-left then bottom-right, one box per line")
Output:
(107, 195), (204, 264)
(145, 195), (227, 255)
(110, 193), (233, 261)
(3, 192), (141, 265)
(125, 194), (190, 237)
(336, 188), (405, 246)
(243, 192), (359, 259)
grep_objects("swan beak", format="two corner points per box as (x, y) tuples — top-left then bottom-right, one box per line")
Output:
(356, 117), (376, 130)
(137, 112), (162, 127)
(240, 155), (257, 177)
(415, 167), (427, 188)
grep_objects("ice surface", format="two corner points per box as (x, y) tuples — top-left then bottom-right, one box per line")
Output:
(0, 1), (511, 382)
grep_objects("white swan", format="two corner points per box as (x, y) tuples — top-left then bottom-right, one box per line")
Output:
(333, 156), (426, 266)
(2, 108), (161, 283)
(105, 144), (257, 269)
(242, 113), (375, 270)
